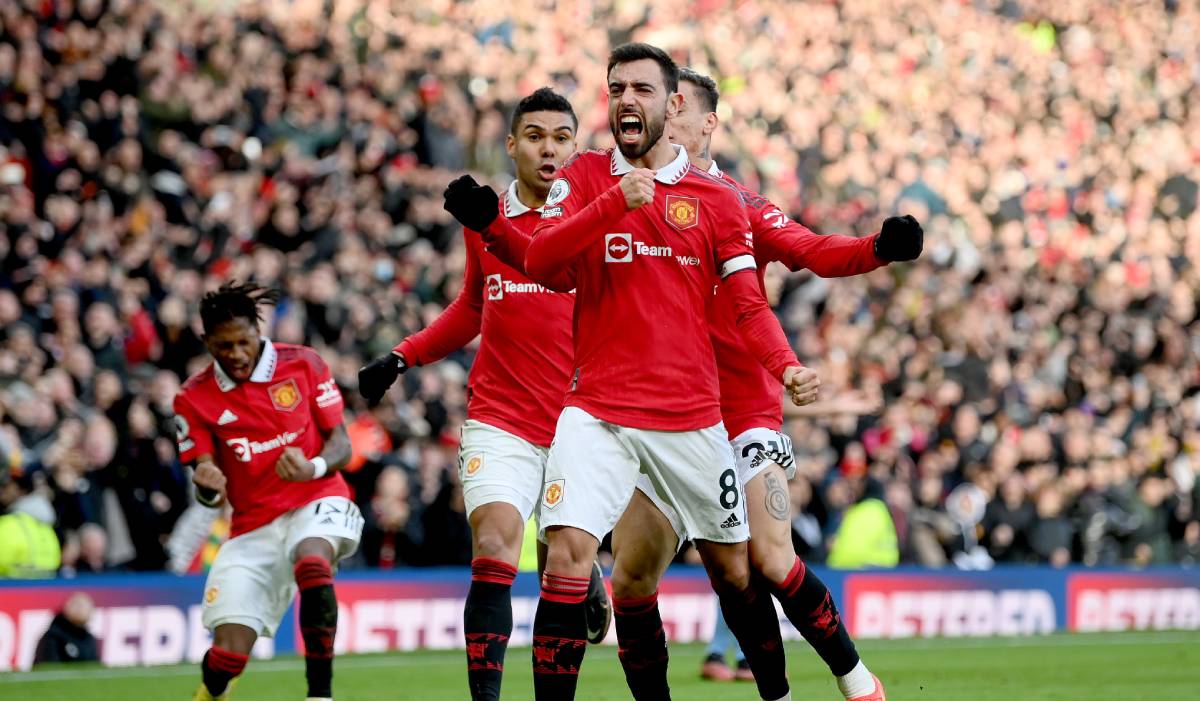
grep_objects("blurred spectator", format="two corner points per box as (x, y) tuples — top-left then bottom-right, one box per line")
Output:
(983, 475), (1035, 563)
(33, 592), (99, 666)
(827, 479), (899, 569)
(358, 465), (426, 567)
(1029, 486), (1075, 568)
(0, 460), (61, 577)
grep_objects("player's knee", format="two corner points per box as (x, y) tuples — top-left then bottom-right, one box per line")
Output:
(293, 537), (335, 563)
(543, 527), (597, 577)
(749, 539), (794, 587)
(610, 560), (658, 599)
(212, 624), (257, 655)
(472, 526), (520, 563)
(702, 551), (751, 594)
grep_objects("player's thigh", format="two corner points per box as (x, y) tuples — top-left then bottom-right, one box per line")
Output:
(731, 427), (796, 486)
(744, 462), (798, 585)
(611, 484), (680, 599)
(459, 420), (545, 524)
(539, 407), (641, 545)
(634, 423), (749, 545)
(286, 496), (365, 565)
(203, 522), (292, 637)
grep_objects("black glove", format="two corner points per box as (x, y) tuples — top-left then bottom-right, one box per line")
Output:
(874, 214), (924, 262)
(358, 352), (407, 406)
(443, 175), (500, 232)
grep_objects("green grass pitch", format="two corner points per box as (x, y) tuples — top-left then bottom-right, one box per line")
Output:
(3, 632), (1196, 700)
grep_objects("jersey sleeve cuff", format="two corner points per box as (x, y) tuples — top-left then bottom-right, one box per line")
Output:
(393, 340), (415, 367)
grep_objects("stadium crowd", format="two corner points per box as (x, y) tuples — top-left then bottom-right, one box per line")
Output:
(1, 0), (1199, 576)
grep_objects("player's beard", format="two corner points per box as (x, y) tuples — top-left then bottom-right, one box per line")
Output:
(613, 111), (667, 160)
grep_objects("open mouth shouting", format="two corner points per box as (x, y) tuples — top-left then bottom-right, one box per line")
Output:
(618, 112), (645, 146)
(537, 162), (558, 181)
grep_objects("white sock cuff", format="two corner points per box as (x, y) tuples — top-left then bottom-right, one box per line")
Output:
(836, 660), (875, 699)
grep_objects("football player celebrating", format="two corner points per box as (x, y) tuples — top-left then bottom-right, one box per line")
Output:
(174, 282), (363, 701)
(605, 68), (924, 701)
(515, 43), (820, 701)
(357, 88), (611, 701)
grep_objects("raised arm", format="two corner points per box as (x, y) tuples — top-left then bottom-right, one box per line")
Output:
(749, 197), (923, 275)
(525, 183), (628, 283)
(524, 161), (656, 283)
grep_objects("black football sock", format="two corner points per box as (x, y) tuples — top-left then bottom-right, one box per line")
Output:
(614, 592), (671, 701)
(532, 572), (590, 700)
(201, 646), (248, 697)
(718, 583), (790, 700)
(294, 555), (337, 698)
(465, 557), (518, 700)
(771, 557), (860, 676)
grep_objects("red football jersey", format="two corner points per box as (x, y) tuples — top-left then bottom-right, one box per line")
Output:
(173, 340), (350, 536)
(396, 182), (575, 447)
(706, 163), (884, 437)
(525, 147), (798, 431)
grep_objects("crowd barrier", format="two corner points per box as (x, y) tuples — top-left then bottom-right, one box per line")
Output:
(2, 565), (1197, 671)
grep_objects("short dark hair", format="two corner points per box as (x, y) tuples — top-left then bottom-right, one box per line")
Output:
(200, 281), (280, 335)
(679, 68), (719, 112)
(607, 42), (679, 94)
(510, 87), (578, 135)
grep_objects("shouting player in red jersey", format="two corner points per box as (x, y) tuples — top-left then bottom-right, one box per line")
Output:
(604, 69), (924, 701)
(513, 43), (817, 701)
(357, 89), (610, 701)
(175, 283), (362, 701)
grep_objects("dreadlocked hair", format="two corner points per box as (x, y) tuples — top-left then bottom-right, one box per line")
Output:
(199, 281), (281, 335)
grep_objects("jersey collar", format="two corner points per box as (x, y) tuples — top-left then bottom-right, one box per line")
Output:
(611, 144), (690, 185)
(707, 161), (724, 178)
(214, 338), (278, 392)
(503, 180), (543, 218)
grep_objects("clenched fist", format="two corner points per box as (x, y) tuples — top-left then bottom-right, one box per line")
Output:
(193, 460), (226, 507)
(620, 169), (656, 210)
(783, 366), (820, 406)
(275, 447), (315, 481)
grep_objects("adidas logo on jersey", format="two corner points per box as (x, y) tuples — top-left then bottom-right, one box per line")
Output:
(720, 513), (742, 529)
(217, 409), (238, 425)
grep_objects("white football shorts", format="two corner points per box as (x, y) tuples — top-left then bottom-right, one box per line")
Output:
(458, 419), (548, 522)
(731, 427), (796, 485)
(539, 407), (749, 544)
(202, 495), (363, 637)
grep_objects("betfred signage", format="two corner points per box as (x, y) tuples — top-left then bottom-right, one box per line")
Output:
(1068, 573), (1200, 632)
(0, 600), (274, 672)
(318, 578), (719, 656)
(4, 566), (1199, 671)
(844, 574), (1056, 638)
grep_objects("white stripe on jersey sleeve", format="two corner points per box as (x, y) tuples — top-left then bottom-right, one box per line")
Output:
(720, 254), (757, 279)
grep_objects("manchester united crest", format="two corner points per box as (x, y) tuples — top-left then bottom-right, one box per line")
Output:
(269, 378), (301, 412)
(465, 455), (484, 476)
(665, 195), (699, 230)
(542, 479), (565, 509)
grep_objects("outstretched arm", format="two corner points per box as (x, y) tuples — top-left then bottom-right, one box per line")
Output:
(395, 231), (485, 366)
